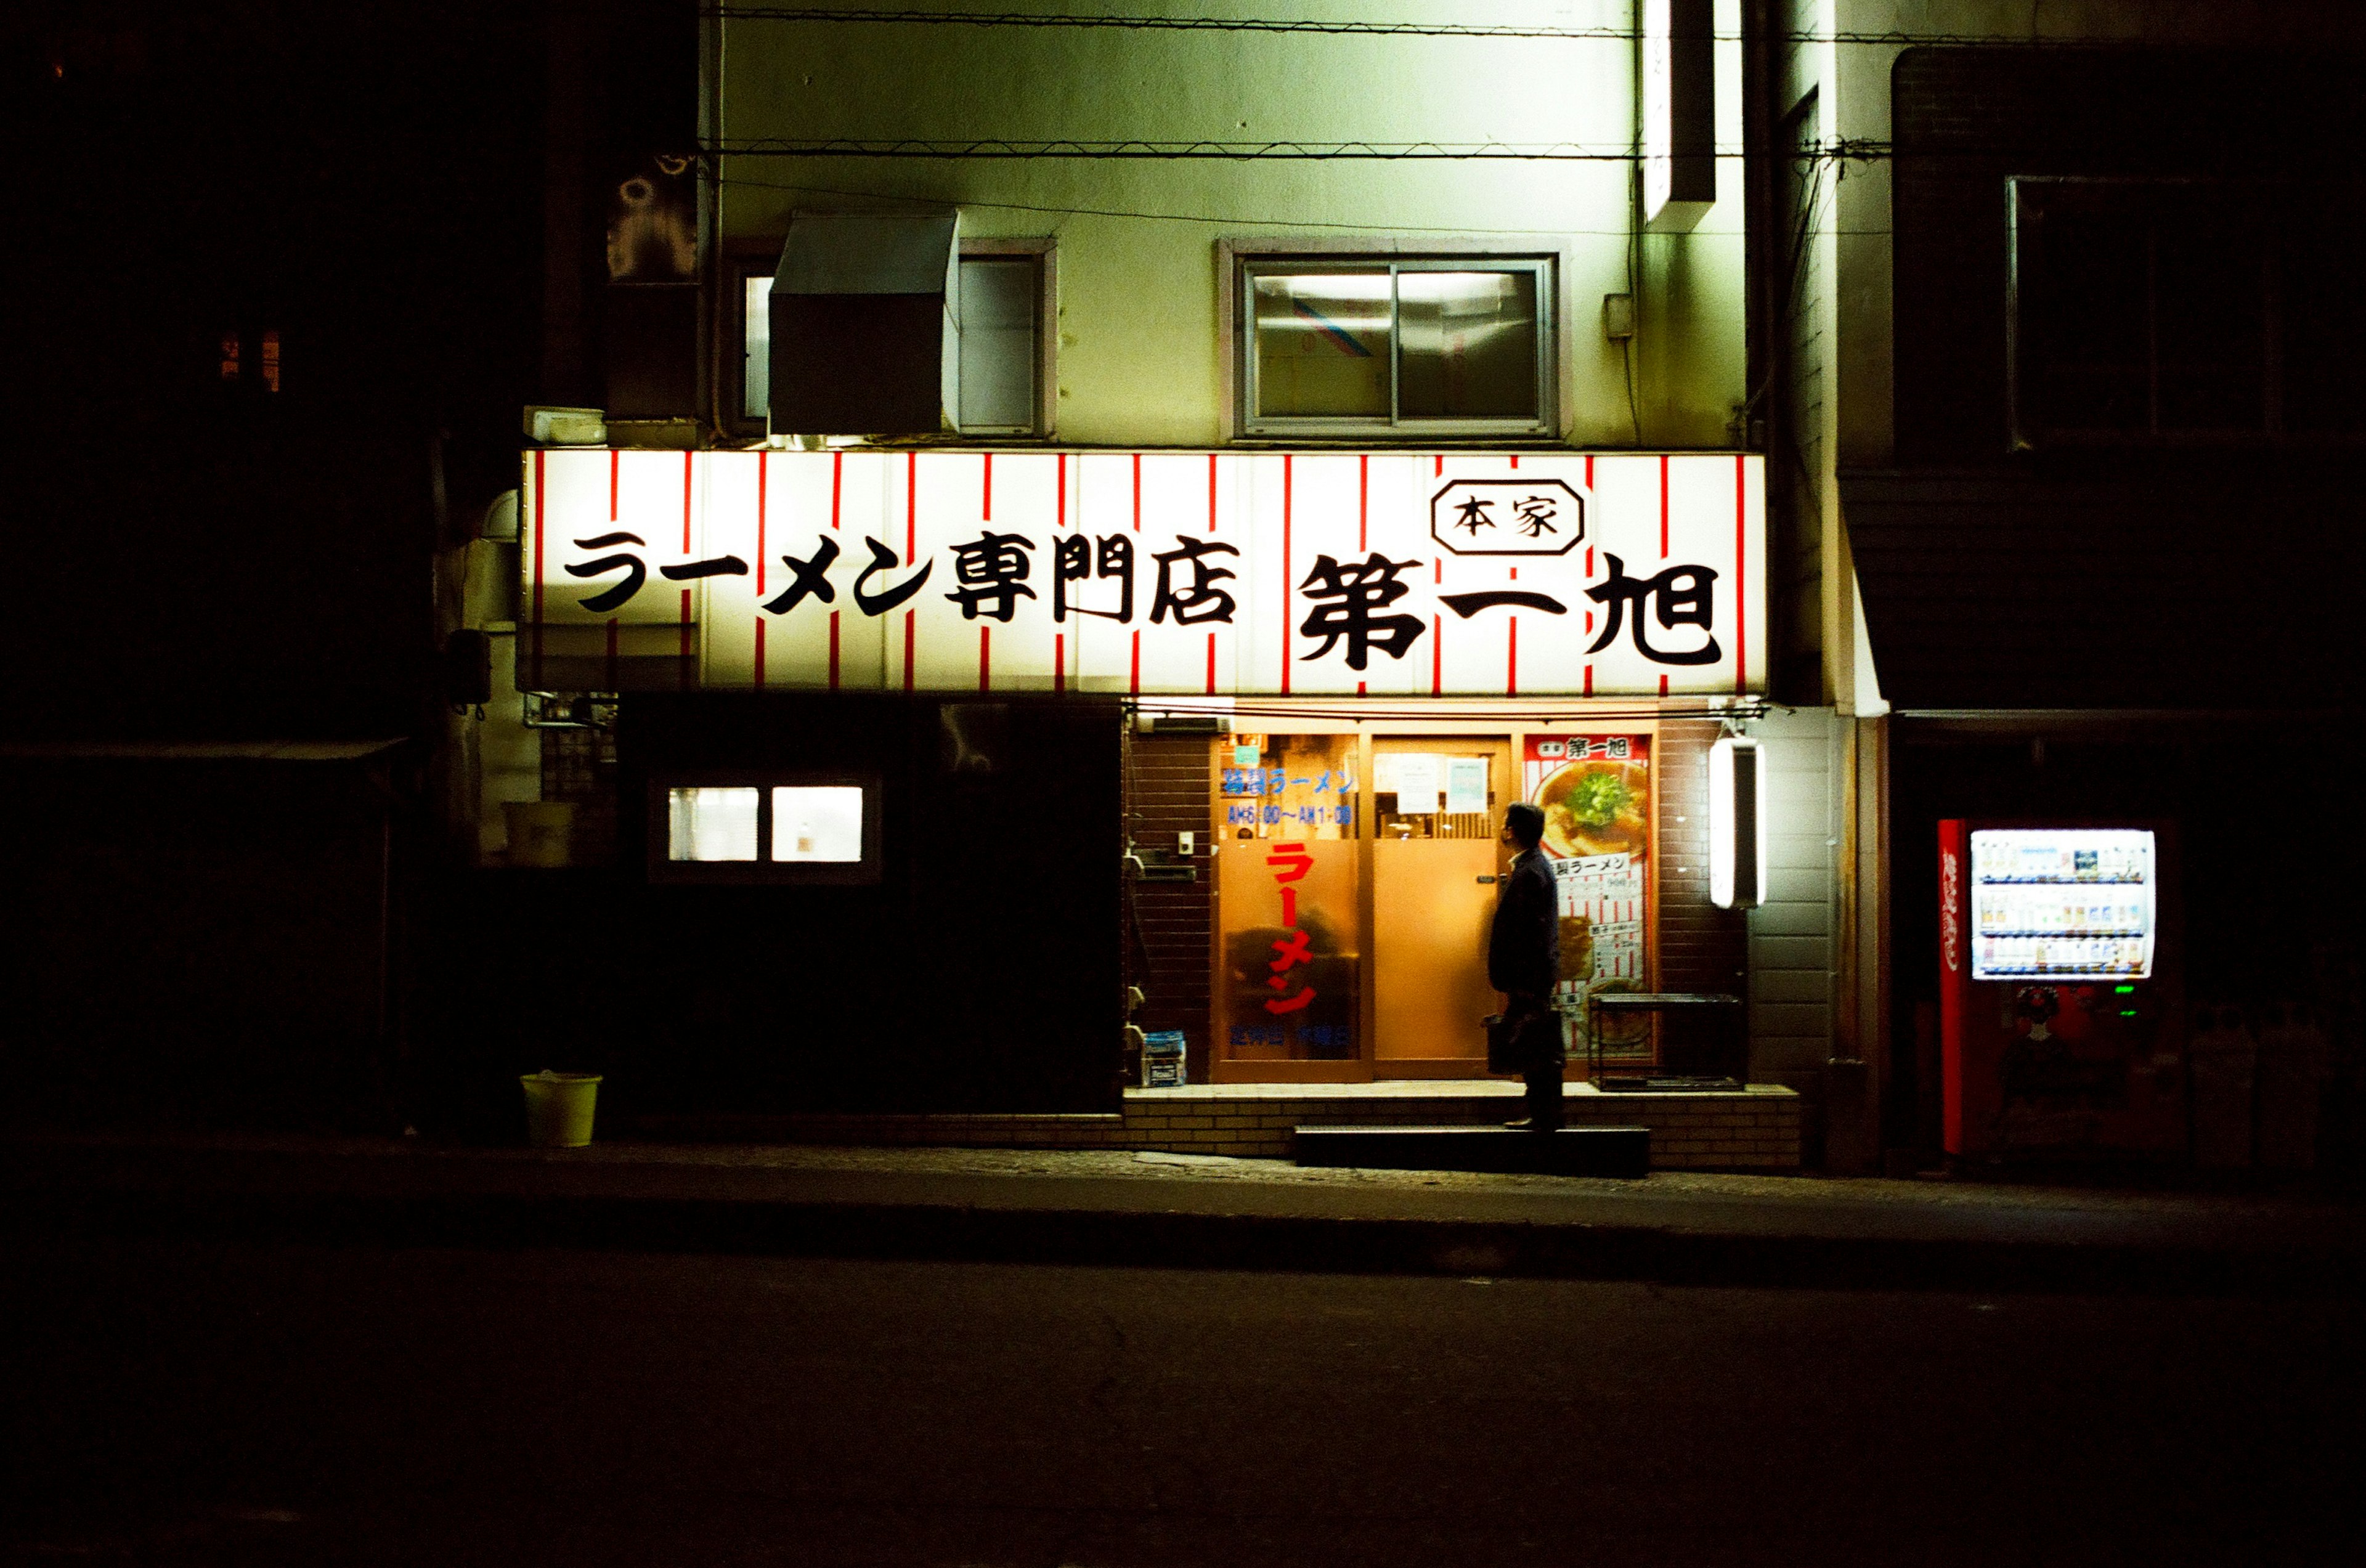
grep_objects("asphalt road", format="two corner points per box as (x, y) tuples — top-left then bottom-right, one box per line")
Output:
(5, 1239), (2358, 1566)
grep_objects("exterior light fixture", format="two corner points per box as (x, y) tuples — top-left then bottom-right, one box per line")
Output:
(1709, 733), (1765, 910)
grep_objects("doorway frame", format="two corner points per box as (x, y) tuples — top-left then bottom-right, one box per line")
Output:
(1203, 708), (1662, 1084)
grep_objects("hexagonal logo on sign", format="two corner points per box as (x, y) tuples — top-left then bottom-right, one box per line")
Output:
(1429, 478), (1586, 556)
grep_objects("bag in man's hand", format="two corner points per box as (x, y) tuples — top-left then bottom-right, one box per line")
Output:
(1485, 1004), (1561, 1074)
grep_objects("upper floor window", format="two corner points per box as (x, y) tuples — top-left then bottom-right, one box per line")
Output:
(739, 246), (1051, 436)
(1237, 256), (1553, 438)
(2008, 177), (2366, 447)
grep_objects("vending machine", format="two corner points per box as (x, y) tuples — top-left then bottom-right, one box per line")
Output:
(1938, 821), (2186, 1160)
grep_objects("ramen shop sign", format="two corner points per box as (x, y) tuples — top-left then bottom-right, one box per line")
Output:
(519, 449), (1763, 697)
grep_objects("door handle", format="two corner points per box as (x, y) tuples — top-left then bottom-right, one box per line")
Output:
(1475, 875), (1498, 884)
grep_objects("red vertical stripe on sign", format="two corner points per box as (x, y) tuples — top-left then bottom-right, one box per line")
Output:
(1357, 680), (1367, 696)
(905, 452), (917, 564)
(1735, 453), (1747, 694)
(1130, 629), (1140, 694)
(828, 611), (840, 689)
(1057, 453), (1067, 529)
(755, 450), (768, 596)
(1431, 615), (1442, 695)
(1357, 455), (1367, 552)
(1055, 632), (1065, 693)
(1509, 453), (1519, 469)
(530, 450), (545, 687)
(681, 450), (693, 553)
(1585, 453), (1594, 489)
(1659, 453), (1670, 558)
(1508, 617), (1518, 696)
(1206, 453), (1218, 532)
(1132, 453), (1141, 530)
(1584, 664), (1593, 697)
(903, 611), (914, 690)
(1586, 545), (1594, 576)
(830, 450), (842, 529)
(982, 452), (993, 521)
(1205, 632), (1216, 694)
(980, 627), (991, 691)
(1659, 673), (1670, 696)
(1280, 455), (1293, 696)
(754, 617), (766, 688)
(1433, 454), (1443, 477)
(609, 449), (619, 521)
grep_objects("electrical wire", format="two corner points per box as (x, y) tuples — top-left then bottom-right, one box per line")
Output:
(702, 6), (2269, 51)
(716, 169), (1753, 235)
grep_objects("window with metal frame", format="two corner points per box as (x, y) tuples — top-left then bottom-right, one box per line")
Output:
(1238, 257), (1553, 437)
(739, 252), (1048, 435)
(2007, 177), (2366, 447)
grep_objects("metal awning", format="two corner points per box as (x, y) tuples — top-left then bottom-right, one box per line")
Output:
(772, 209), (958, 298)
(769, 210), (960, 437)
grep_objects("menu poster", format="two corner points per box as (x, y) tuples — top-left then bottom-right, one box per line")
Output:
(1522, 734), (1654, 1059)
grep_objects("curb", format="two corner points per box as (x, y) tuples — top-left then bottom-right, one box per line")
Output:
(9, 1185), (2357, 1299)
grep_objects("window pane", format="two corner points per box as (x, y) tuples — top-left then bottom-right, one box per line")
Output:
(770, 786), (864, 863)
(1251, 271), (1390, 418)
(1397, 270), (1538, 419)
(958, 256), (1037, 431)
(2153, 207), (2263, 433)
(2021, 202), (2150, 433)
(667, 786), (758, 862)
(744, 274), (773, 420)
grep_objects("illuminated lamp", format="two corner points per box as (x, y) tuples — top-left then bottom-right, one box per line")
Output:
(1709, 734), (1765, 911)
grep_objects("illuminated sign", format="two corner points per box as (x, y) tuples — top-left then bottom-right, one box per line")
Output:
(519, 449), (1763, 697)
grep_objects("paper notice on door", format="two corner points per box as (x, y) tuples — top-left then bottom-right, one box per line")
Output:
(1389, 753), (1441, 814)
(1445, 755), (1489, 816)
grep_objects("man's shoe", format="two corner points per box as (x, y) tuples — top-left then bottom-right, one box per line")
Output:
(1503, 1116), (1561, 1131)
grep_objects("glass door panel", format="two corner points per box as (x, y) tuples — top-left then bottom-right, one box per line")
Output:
(1370, 738), (1513, 1065)
(1214, 733), (1362, 1064)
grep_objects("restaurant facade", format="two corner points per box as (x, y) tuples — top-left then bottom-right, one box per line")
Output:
(427, 2), (1852, 1161)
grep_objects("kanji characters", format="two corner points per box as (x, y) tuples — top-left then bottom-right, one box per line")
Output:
(1148, 537), (1240, 625)
(1437, 590), (1569, 619)
(944, 530), (1037, 622)
(1053, 533), (1134, 622)
(1296, 553), (1425, 669)
(1513, 495), (1560, 537)
(1584, 553), (1722, 665)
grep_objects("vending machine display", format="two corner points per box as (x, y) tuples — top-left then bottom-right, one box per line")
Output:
(1940, 822), (2185, 1161)
(1969, 829), (2156, 982)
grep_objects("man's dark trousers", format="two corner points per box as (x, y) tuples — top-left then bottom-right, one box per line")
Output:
(1510, 994), (1563, 1129)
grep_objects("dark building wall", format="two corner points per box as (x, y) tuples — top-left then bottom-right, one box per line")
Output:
(0, 759), (397, 1130)
(11, 1), (548, 740)
(1852, 47), (2366, 713)
(425, 693), (1126, 1134)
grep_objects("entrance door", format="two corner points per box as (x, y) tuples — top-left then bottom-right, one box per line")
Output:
(1369, 737), (1514, 1071)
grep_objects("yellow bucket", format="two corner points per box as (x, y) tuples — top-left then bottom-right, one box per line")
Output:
(521, 1071), (602, 1147)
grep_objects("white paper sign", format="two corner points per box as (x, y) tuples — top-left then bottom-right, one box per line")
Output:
(1445, 756), (1490, 816)
(1390, 754), (1441, 814)
(519, 449), (1765, 696)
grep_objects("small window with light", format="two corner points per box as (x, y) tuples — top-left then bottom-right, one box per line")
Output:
(651, 774), (882, 884)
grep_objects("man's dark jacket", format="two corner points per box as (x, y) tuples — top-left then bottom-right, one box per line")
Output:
(1487, 846), (1559, 998)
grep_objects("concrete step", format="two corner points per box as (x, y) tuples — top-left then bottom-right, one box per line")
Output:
(1293, 1124), (1651, 1178)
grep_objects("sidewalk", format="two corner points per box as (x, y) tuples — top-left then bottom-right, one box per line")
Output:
(4, 1129), (2358, 1297)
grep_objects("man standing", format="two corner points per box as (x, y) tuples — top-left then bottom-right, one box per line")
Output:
(1490, 801), (1564, 1129)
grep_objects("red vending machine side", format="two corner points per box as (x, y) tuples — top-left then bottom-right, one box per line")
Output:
(1938, 819), (1972, 1155)
(1940, 821), (2185, 1163)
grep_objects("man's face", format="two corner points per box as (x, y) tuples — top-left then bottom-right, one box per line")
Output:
(1500, 816), (1518, 848)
